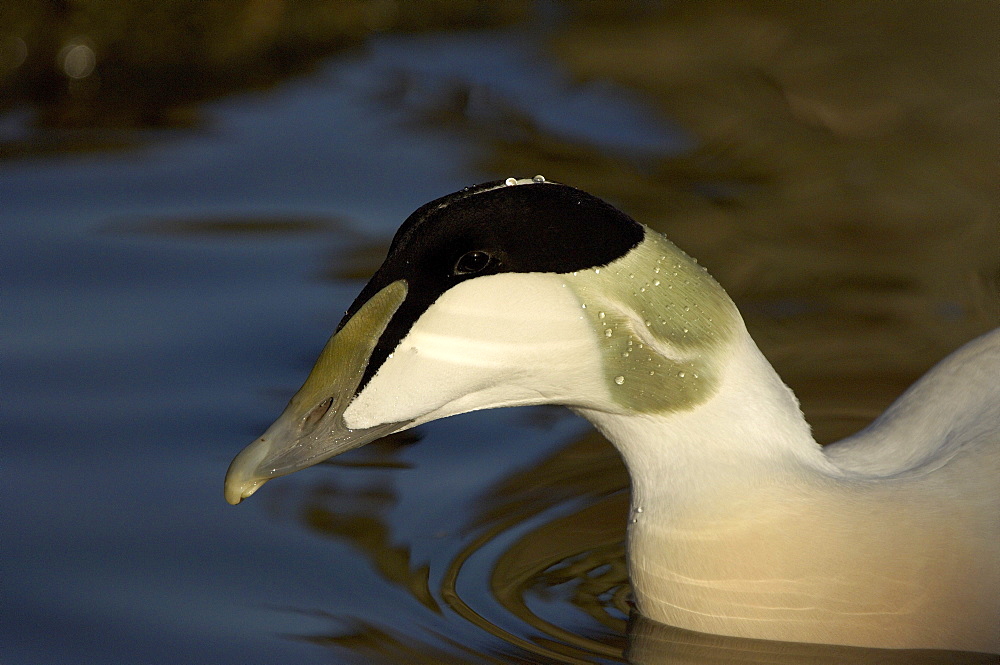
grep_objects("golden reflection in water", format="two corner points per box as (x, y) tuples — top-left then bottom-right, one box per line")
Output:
(626, 615), (999, 665)
(287, 427), (632, 663)
(481, 431), (630, 629)
(449, 429), (632, 663)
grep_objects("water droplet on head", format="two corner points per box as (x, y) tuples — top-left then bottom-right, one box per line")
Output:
(614, 375), (625, 385)
(605, 328), (613, 337)
(581, 303), (587, 309)
(532, 174), (545, 183)
(678, 371), (686, 378)
(505, 177), (517, 186)
(653, 279), (660, 286)
(598, 311), (606, 319)
(594, 268), (601, 274)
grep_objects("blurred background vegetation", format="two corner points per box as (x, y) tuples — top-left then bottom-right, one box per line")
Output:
(0, 0), (529, 132)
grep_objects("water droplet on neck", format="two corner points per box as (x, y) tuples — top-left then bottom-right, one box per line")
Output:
(605, 328), (613, 337)
(614, 375), (625, 385)
(598, 311), (606, 319)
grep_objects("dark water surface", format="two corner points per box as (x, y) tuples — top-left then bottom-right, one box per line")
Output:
(3, 4), (997, 664)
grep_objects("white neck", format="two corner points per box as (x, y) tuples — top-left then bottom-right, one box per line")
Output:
(574, 329), (995, 649)
(577, 329), (831, 517)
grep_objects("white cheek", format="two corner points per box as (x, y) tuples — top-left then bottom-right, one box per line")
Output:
(342, 273), (609, 429)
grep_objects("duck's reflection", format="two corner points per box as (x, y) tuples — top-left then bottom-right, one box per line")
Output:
(626, 614), (997, 665)
(291, 432), (441, 613)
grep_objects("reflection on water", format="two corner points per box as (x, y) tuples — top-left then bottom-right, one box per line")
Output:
(3, 2), (997, 664)
(626, 616), (998, 665)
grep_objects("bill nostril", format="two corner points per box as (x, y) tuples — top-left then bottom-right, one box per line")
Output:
(302, 396), (333, 431)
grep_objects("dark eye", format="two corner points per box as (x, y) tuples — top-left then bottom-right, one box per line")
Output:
(453, 250), (493, 276)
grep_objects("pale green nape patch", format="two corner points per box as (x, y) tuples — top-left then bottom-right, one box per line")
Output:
(562, 228), (741, 413)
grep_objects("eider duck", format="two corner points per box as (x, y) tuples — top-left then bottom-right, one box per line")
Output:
(226, 178), (999, 653)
